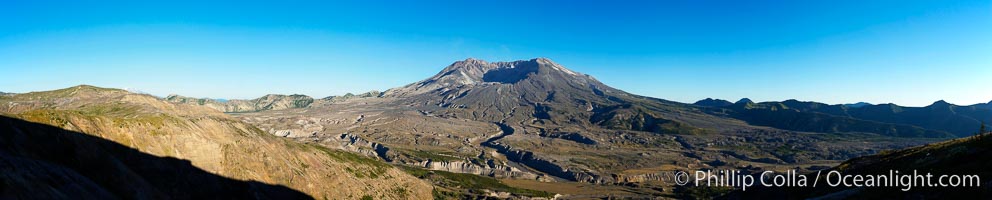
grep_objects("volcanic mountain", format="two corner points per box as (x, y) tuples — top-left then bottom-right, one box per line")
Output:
(233, 57), (933, 195)
(381, 57), (724, 132)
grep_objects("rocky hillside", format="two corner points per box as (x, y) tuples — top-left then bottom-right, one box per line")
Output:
(165, 94), (314, 113)
(310, 90), (383, 107)
(234, 58), (934, 198)
(0, 85), (432, 199)
(695, 98), (991, 137)
(165, 91), (384, 113)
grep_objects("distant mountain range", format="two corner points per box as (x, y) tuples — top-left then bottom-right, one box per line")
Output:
(694, 98), (992, 138)
(163, 62), (990, 139)
(844, 102), (872, 108)
(164, 91), (382, 113)
(165, 94), (315, 113)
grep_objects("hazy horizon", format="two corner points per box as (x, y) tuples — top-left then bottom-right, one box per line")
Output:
(2, 1), (990, 106)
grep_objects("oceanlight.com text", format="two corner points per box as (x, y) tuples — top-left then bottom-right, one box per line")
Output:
(676, 170), (980, 191)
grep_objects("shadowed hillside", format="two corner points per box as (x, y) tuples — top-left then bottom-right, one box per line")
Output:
(0, 116), (312, 199)
(0, 85), (433, 199)
(724, 132), (992, 199)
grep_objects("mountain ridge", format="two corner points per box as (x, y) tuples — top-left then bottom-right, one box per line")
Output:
(164, 90), (384, 113)
(164, 93), (314, 113)
(695, 97), (991, 137)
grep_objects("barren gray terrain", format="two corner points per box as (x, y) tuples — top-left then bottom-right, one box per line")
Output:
(218, 58), (939, 198)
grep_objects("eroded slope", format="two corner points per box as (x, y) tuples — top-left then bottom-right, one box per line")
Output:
(0, 85), (432, 199)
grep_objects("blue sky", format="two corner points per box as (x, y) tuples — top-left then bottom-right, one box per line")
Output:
(1, 0), (989, 106)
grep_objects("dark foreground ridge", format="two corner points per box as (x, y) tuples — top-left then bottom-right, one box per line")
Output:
(722, 133), (992, 199)
(0, 116), (312, 199)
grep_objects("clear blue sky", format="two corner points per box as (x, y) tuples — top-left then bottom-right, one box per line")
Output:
(1, 0), (989, 106)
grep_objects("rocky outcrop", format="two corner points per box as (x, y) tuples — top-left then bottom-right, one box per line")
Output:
(416, 160), (539, 180)
(320, 90), (382, 101)
(611, 173), (669, 183)
(164, 94), (314, 112)
(269, 118), (325, 138)
(319, 133), (393, 161)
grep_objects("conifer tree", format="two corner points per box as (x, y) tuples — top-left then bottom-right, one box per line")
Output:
(982, 121), (987, 135)
(980, 121), (987, 142)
